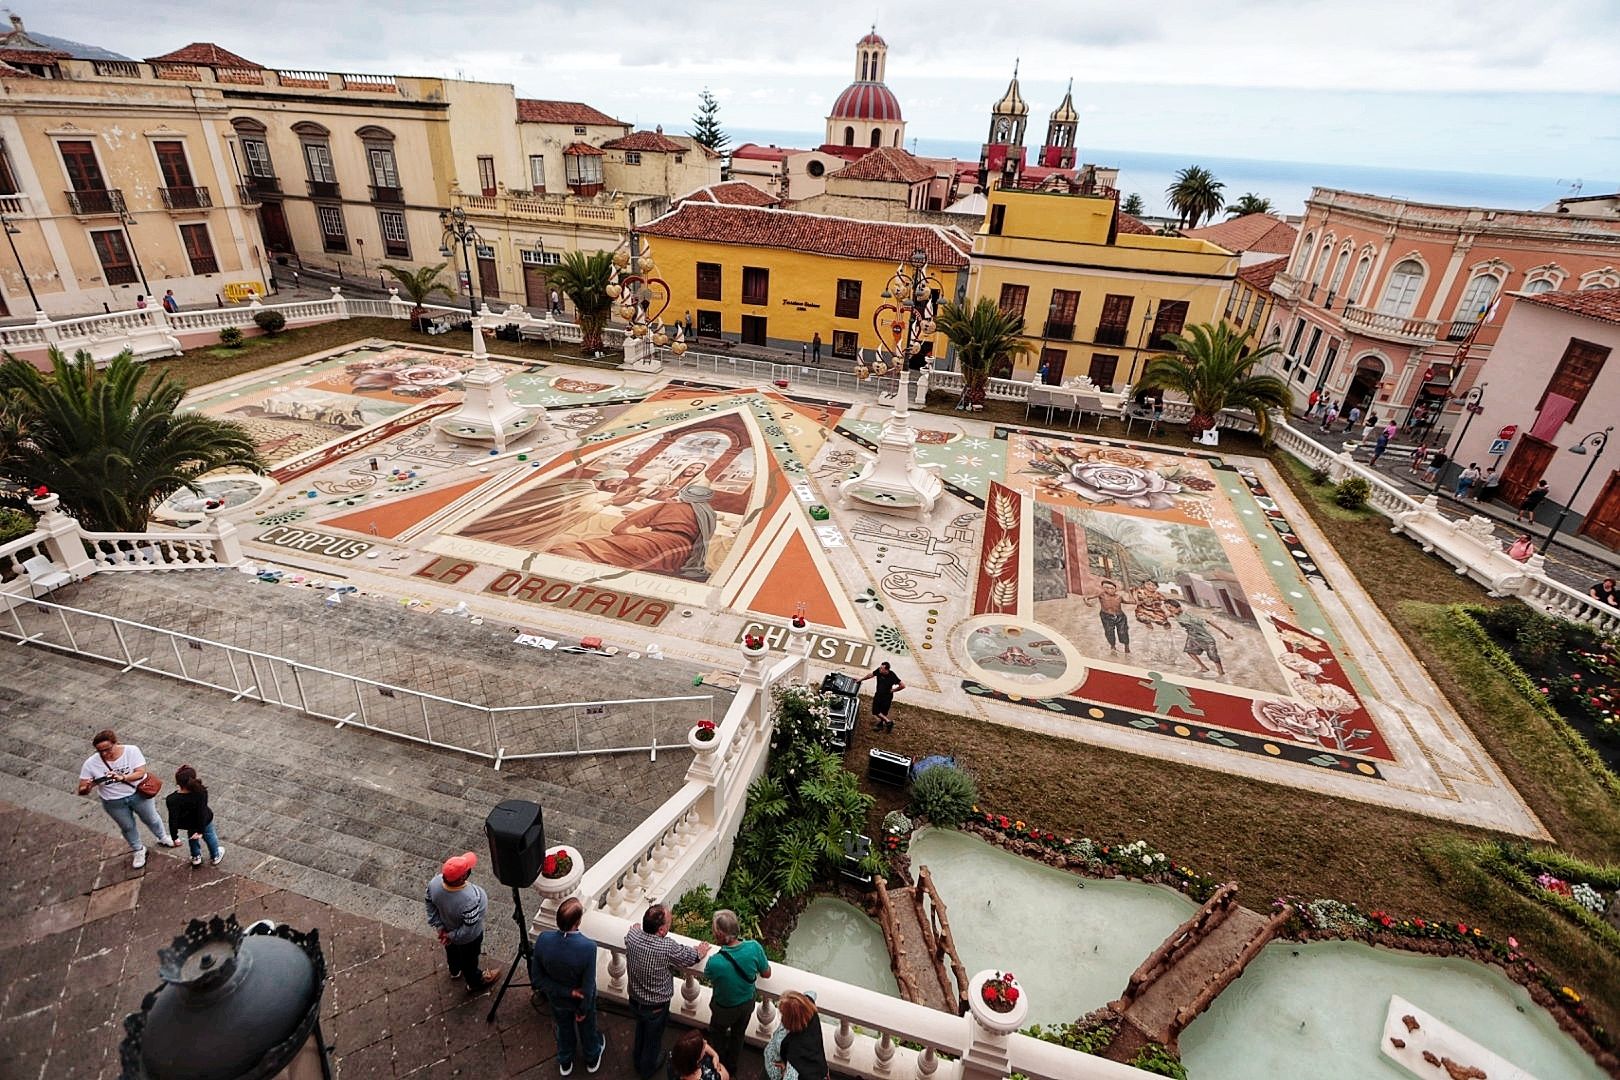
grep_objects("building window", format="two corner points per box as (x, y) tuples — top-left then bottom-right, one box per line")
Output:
(988, 204), (1006, 235)
(59, 139), (107, 192)
(1310, 240), (1333, 287)
(1235, 290), (1251, 324)
(741, 266), (769, 305)
(1579, 268), (1620, 291)
(740, 314), (768, 345)
(1095, 293), (1132, 345)
(0, 138), (18, 193)
(843, 126), (854, 146)
(1522, 278), (1556, 295)
(528, 154), (545, 191)
(153, 140), (195, 189)
(1320, 340), (1339, 385)
(522, 248), (560, 266)
(378, 210), (409, 258)
(1378, 259), (1424, 317)
(1224, 289), (1235, 318)
(696, 262), (722, 301)
(565, 153), (603, 187)
(624, 151), (641, 165)
(1088, 353), (1119, 391)
(241, 138), (274, 179)
(1540, 338), (1609, 421)
(302, 142), (336, 184)
(835, 279), (862, 319)
(1454, 272), (1501, 322)
(178, 223), (219, 275)
(1150, 300), (1189, 347)
(1347, 255), (1372, 306)
(832, 330), (860, 358)
(318, 205), (348, 252)
(674, 153), (684, 164)
(1302, 326), (1323, 368)
(1248, 298), (1264, 331)
(574, 125), (587, 136)
(1044, 289), (1079, 339)
(1287, 317), (1306, 356)
(367, 146), (400, 191)
(997, 283), (1028, 320)
(477, 156), (496, 197)
(90, 229), (137, 285)
(1293, 232), (1315, 278)
(696, 309), (722, 336)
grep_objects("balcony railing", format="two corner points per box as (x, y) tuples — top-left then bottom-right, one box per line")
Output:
(1043, 320), (1075, 340)
(369, 185), (404, 204)
(307, 180), (341, 199)
(65, 189), (126, 216)
(246, 175), (281, 196)
(188, 256), (220, 275)
(1445, 318), (1479, 342)
(1340, 304), (1442, 346)
(237, 184), (261, 206)
(159, 186), (212, 210)
(1271, 271), (1303, 302)
(0, 194), (28, 215)
(1094, 325), (1128, 346)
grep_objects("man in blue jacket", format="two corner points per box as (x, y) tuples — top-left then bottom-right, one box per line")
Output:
(531, 897), (606, 1075)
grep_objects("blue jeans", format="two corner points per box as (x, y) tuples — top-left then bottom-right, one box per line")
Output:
(630, 999), (670, 1079)
(100, 793), (167, 851)
(548, 998), (604, 1070)
(186, 822), (221, 861)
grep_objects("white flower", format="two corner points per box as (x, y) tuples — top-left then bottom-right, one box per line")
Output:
(954, 454), (984, 468)
(962, 437), (990, 449)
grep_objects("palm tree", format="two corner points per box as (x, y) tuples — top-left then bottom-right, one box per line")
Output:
(936, 298), (1031, 410)
(1226, 193), (1274, 218)
(548, 250), (615, 354)
(1121, 193), (1146, 216)
(1134, 322), (1290, 439)
(1165, 166), (1226, 229)
(379, 262), (452, 321)
(0, 348), (264, 532)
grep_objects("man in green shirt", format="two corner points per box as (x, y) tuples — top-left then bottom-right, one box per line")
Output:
(1165, 599), (1234, 678)
(704, 908), (771, 1074)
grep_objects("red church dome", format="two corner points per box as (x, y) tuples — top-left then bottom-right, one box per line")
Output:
(857, 31), (887, 46)
(829, 81), (903, 122)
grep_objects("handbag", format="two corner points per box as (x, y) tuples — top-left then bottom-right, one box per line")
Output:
(136, 773), (162, 798)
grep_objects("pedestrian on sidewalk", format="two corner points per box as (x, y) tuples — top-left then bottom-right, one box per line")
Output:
(76, 729), (179, 869)
(1306, 389), (1320, 418)
(764, 990), (831, 1080)
(858, 661), (905, 733)
(425, 851), (500, 993)
(1517, 480), (1550, 523)
(1591, 577), (1618, 608)
(1318, 401), (1339, 432)
(165, 764), (223, 867)
(1476, 465), (1500, 502)
(1370, 422), (1395, 466)
(1345, 404), (1362, 434)
(1360, 411), (1379, 443)
(670, 1030), (729, 1080)
(533, 897), (605, 1075)
(551, 288), (562, 315)
(1454, 462), (1481, 499)
(704, 909), (771, 1077)
(1408, 442), (1430, 476)
(625, 904), (709, 1079)
(162, 289), (179, 314)
(1423, 449), (1448, 485)
(811, 332), (822, 364)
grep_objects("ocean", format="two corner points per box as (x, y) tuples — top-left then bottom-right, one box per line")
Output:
(726, 128), (1613, 220)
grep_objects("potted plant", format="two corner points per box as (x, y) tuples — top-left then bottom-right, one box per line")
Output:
(790, 615), (807, 630)
(688, 718), (718, 752)
(534, 843), (583, 901)
(741, 632), (767, 657)
(969, 970), (1028, 1034)
(26, 485), (58, 514)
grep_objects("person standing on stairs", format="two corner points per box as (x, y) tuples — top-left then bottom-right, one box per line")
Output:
(165, 764), (224, 867)
(76, 728), (179, 869)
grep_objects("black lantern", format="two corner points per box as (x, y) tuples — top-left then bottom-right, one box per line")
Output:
(120, 915), (331, 1080)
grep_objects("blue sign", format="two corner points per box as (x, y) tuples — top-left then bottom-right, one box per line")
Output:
(1489, 438), (1510, 455)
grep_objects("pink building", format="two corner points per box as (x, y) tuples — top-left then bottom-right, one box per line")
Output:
(1265, 188), (1620, 427)
(1455, 288), (1620, 551)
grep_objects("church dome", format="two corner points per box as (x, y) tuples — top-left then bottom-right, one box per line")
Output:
(830, 81), (903, 122)
(857, 30), (887, 46)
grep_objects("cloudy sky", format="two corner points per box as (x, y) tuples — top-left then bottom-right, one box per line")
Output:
(35, 0), (1620, 180)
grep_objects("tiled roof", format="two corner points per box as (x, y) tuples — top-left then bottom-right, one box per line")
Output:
(1115, 212), (1154, 236)
(562, 142), (604, 157)
(147, 42), (262, 68)
(601, 130), (688, 153)
(829, 81), (903, 122)
(1237, 256), (1289, 291)
(516, 99), (622, 126)
(0, 45), (66, 64)
(1184, 213), (1298, 255)
(1522, 287), (1620, 326)
(836, 147), (934, 184)
(731, 143), (798, 162)
(639, 204), (970, 268)
(679, 181), (779, 207)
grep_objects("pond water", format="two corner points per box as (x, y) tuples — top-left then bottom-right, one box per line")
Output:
(1179, 940), (1609, 1080)
(785, 829), (1607, 1078)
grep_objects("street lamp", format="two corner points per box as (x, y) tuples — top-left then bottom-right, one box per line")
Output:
(1540, 426), (1612, 555)
(1431, 382), (1487, 494)
(1, 215), (40, 313)
(439, 206), (482, 321)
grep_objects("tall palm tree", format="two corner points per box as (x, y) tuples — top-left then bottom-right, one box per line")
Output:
(379, 262), (451, 321)
(1226, 193), (1274, 218)
(936, 298), (1031, 409)
(548, 250), (615, 353)
(1120, 193), (1146, 216)
(0, 348), (264, 532)
(1135, 322), (1290, 439)
(1165, 166), (1226, 229)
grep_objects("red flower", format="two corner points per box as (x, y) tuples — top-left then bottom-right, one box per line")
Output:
(1005, 987), (1020, 1003)
(31, 485), (48, 498)
(543, 854), (558, 875)
(1457, 923), (1468, 934)
(1413, 918), (1425, 928)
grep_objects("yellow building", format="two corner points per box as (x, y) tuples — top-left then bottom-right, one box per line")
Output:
(636, 203), (969, 357)
(1220, 255), (1287, 343)
(967, 185), (1238, 390)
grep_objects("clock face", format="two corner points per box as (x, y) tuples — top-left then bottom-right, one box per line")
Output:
(995, 119), (1011, 141)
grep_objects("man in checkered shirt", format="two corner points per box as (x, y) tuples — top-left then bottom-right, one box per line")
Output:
(625, 903), (711, 1079)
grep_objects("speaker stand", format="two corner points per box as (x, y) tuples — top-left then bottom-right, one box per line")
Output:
(485, 885), (533, 1024)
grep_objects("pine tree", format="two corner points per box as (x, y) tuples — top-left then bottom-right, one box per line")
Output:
(1121, 193), (1145, 216)
(690, 88), (729, 153)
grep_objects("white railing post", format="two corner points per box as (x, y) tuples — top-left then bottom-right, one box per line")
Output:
(960, 971), (1028, 1080)
(387, 287), (409, 319)
(35, 308), (58, 345)
(532, 843), (584, 933)
(203, 504), (242, 565)
(28, 494), (95, 580)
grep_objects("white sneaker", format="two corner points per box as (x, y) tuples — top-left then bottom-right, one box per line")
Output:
(132, 847), (147, 869)
(211, 847), (225, 866)
(159, 836), (179, 847)
(586, 1035), (606, 1074)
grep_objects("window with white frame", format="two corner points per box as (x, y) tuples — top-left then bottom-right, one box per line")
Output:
(624, 151), (641, 165)
(1378, 259), (1425, 317)
(303, 142), (336, 184)
(1294, 232), (1315, 278)
(378, 210), (408, 257)
(367, 146), (400, 190)
(565, 153), (603, 186)
(1454, 272), (1501, 321)
(1579, 268), (1620, 291)
(1522, 278), (1557, 295)
(241, 138), (274, 179)
(1310, 238), (1334, 286)
(1327, 249), (1351, 297)
(318, 205), (347, 251)
(528, 154), (545, 191)
(1347, 255), (1372, 306)
(521, 249), (560, 266)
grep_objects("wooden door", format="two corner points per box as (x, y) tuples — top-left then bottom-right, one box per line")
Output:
(1499, 436), (1556, 506)
(477, 254), (499, 302)
(1580, 469), (1620, 550)
(740, 315), (768, 346)
(523, 263), (549, 309)
(259, 201), (292, 252)
(1038, 347), (1067, 384)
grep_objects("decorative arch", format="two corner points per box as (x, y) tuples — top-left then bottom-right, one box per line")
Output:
(1522, 262), (1567, 293)
(230, 117), (267, 134)
(355, 125), (396, 142)
(1377, 253), (1428, 317)
(893, 130), (901, 147)
(1327, 245), (1353, 297)
(1579, 267), (1620, 290)
(1310, 233), (1336, 285)
(1347, 251), (1374, 307)
(870, 127), (882, 147)
(1454, 270), (1503, 320)
(843, 126), (854, 146)
(290, 121), (331, 138)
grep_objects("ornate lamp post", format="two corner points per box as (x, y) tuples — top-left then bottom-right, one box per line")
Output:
(2, 215), (41, 314)
(1430, 382), (1487, 494)
(840, 246), (944, 520)
(439, 206), (482, 320)
(606, 238), (680, 372)
(1540, 426), (1612, 555)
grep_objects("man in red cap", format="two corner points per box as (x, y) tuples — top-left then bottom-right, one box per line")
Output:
(425, 851), (499, 992)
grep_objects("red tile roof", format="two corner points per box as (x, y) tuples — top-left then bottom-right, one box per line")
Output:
(516, 99), (622, 126)
(639, 204), (970, 268)
(731, 143), (799, 162)
(0, 46), (65, 65)
(1522, 287), (1620, 326)
(562, 142), (604, 157)
(836, 146), (934, 184)
(1115, 212), (1153, 236)
(829, 80), (903, 122)
(147, 42), (262, 68)
(679, 181), (780, 208)
(601, 130), (688, 154)
(1184, 213), (1298, 255)
(1237, 256), (1289, 291)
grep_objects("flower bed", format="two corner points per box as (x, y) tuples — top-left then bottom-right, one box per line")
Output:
(965, 808), (1220, 902)
(1474, 842), (1620, 959)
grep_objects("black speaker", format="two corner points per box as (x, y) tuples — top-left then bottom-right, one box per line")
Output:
(867, 748), (912, 788)
(485, 800), (545, 888)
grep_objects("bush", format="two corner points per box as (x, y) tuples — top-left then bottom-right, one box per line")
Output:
(0, 507), (34, 544)
(1308, 465), (1332, 486)
(218, 326), (244, 348)
(1333, 475), (1370, 510)
(1517, 613), (1566, 665)
(1130, 1043), (1188, 1079)
(253, 309), (286, 335)
(1471, 602), (1534, 638)
(909, 764), (978, 828)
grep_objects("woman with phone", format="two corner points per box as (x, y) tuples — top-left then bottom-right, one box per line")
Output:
(75, 729), (177, 868)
